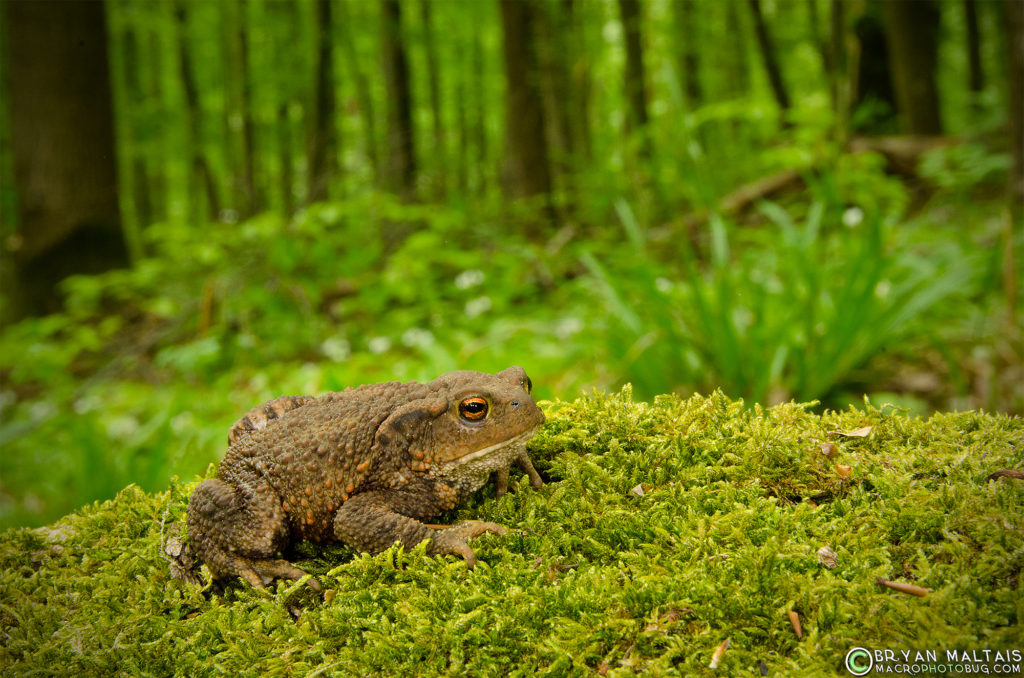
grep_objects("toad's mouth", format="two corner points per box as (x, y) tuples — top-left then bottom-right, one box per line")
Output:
(447, 427), (541, 467)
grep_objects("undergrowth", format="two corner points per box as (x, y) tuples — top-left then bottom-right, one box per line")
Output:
(1, 388), (1021, 676)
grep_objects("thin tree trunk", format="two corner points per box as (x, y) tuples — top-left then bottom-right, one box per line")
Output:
(336, 0), (379, 183)
(725, 2), (751, 98)
(618, 0), (650, 155)
(234, 0), (260, 217)
(307, 0), (338, 204)
(381, 0), (416, 199)
(1005, 0), (1023, 332)
(420, 0), (445, 198)
(122, 28), (153, 233)
(673, 0), (702, 109)
(277, 103), (295, 217)
(1008, 0), (1024, 210)
(267, 0), (298, 216)
(964, 0), (984, 96)
(174, 0), (221, 222)
(882, 0), (943, 134)
(533, 0), (573, 191)
(455, 38), (470, 194)
(3, 0), (128, 317)
(851, 3), (898, 133)
(829, 0), (847, 127)
(499, 0), (552, 207)
(807, 0), (825, 65)
(472, 8), (489, 194)
(567, 0), (592, 161)
(147, 10), (169, 225)
(747, 0), (792, 126)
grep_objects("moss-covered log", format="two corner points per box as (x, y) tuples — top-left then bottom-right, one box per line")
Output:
(2, 389), (1021, 675)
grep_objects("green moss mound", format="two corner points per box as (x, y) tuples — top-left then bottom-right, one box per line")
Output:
(2, 389), (1022, 676)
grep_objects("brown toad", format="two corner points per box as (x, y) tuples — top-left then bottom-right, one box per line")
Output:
(187, 366), (544, 589)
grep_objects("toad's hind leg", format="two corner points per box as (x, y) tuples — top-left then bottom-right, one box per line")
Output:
(187, 473), (317, 590)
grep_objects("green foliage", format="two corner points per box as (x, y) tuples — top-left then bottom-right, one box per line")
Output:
(580, 160), (978, 405)
(918, 143), (1011, 195)
(2, 390), (1021, 675)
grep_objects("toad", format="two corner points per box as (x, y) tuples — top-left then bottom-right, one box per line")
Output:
(187, 366), (544, 589)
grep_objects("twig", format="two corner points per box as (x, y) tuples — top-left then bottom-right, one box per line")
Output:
(875, 577), (929, 597)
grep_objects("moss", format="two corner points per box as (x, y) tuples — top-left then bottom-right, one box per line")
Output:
(1, 388), (1022, 676)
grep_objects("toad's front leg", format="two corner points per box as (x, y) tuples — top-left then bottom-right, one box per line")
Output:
(333, 490), (505, 569)
(493, 447), (545, 496)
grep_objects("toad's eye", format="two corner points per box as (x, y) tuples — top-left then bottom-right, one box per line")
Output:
(524, 377), (533, 394)
(458, 396), (489, 422)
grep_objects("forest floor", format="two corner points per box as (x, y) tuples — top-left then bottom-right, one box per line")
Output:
(2, 389), (1021, 676)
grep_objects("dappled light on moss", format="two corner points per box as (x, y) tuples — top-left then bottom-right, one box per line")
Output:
(2, 388), (1022, 674)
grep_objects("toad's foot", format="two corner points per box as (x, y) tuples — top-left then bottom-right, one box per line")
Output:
(222, 554), (322, 592)
(428, 520), (507, 569)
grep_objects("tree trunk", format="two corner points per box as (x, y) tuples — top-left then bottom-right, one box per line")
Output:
(455, 37), (470, 194)
(3, 0), (128, 317)
(498, 0), (552, 205)
(830, 0), (847, 126)
(533, 0), (574, 193)
(747, 0), (792, 126)
(1005, 0), (1023, 332)
(267, 0), (298, 216)
(420, 0), (445, 198)
(851, 3), (898, 133)
(673, 0), (702, 109)
(618, 0), (650, 153)
(233, 0), (260, 217)
(277, 104), (295, 218)
(567, 0), (592, 162)
(121, 28), (152, 235)
(381, 0), (416, 199)
(725, 2), (751, 98)
(882, 0), (943, 134)
(146, 11), (169, 225)
(307, 0), (338, 203)
(807, 0), (829, 84)
(1008, 0), (1024, 210)
(336, 0), (380, 184)
(472, 6), (489, 194)
(175, 0), (221, 222)
(964, 0), (984, 95)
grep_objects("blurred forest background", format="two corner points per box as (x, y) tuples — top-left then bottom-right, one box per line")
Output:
(0, 0), (1021, 530)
